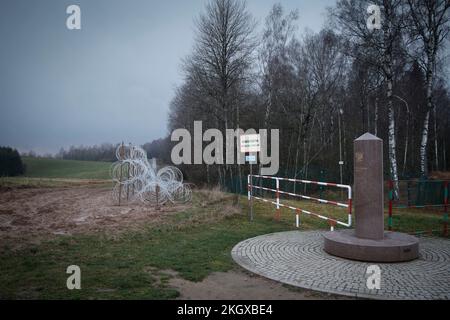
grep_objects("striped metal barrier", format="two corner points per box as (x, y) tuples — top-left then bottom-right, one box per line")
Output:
(247, 175), (352, 231)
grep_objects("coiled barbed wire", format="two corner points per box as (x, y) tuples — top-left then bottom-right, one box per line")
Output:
(111, 144), (191, 206)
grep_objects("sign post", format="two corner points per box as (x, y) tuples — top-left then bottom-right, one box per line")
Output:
(240, 134), (260, 221)
(245, 154), (257, 220)
(339, 160), (344, 198)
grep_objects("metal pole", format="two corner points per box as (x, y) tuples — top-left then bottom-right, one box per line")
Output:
(338, 109), (343, 198)
(156, 185), (160, 211)
(388, 180), (393, 231)
(126, 162), (130, 201)
(276, 178), (280, 220)
(443, 181), (448, 237)
(250, 162), (253, 221)
(118, 142), (124, 206)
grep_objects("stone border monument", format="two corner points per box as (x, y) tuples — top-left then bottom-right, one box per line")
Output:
(323, 133), (419, 262)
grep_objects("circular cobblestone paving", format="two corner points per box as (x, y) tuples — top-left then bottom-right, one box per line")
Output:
(231, 231), (450, 300)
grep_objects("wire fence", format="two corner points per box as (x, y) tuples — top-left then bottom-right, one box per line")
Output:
(387, 179), (449, 237)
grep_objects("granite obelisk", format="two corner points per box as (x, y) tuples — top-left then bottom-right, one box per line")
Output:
(323, 133), (419, 262)
(354, 133), (384, 239)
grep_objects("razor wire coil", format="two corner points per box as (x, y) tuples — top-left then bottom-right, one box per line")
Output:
(111, 144), (191, 206)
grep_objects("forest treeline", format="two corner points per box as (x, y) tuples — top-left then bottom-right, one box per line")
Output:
(38, 142), (168, 163)
(164, 0), (450, 193)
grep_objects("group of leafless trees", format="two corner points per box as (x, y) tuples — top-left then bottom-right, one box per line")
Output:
(166, 0), (450, 193)
(55, 144), (119, 162)
(23, 140), (172, 165)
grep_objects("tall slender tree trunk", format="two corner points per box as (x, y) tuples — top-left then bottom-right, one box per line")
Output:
(402, 111), (409, 177)
(236, 101), (242, 196)
(383, 2), (399, 199)
(285, 132), (293, 176)
(387, 70), (399, 199)
(419, 53), (435, 178)
(260, 90), (272, 196)
(293, 126), (301, 193)
(303, 138), (308, 194)
(374, 97), (379, 137)
(443, 139), (447, 171)
(433, 106), (438, 171)
(419, 111), (430, 177)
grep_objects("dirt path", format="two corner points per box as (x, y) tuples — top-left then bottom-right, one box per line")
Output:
(167, 268), (349, 300)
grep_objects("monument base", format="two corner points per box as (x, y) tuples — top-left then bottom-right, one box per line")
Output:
(323, 229), (419, 262)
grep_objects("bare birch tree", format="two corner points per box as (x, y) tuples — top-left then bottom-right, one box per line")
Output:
(406, 0), (450, 177)
(184, 0), (256, 185)
(332, 0), (404, 198)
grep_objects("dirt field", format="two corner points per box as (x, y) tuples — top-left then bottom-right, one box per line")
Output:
(0, 185), (186, 248)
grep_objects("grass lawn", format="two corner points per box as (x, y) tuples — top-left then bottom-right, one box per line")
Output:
(22, 157), (111, 180)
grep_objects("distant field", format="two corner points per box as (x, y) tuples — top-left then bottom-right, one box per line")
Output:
(22, 157), (111, 180)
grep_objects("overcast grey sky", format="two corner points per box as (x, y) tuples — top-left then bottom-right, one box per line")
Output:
(0, 0), (334, 154)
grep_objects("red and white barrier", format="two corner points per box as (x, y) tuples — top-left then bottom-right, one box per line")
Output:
(248, 175), (352, 230)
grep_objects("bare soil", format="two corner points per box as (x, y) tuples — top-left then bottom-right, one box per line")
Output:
(165, 268), (349, 300)
(0, 186), (186, 248)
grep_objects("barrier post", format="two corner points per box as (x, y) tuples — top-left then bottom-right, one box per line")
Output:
(247, 175), (251, 201)
(275, 178), (280, 220)
(118, 142), (124, 206)
(328, 218), (337, 231)
(348, 187), (352, 226)
(250, 174), (254, 221)
(126, 162), (130, 201)
(247, 175), (251, 221)
(156, 185), (160, 211)
(444, 181), (448, 237)
(388, 180), (393, 231)
(296, 208), (300, 228)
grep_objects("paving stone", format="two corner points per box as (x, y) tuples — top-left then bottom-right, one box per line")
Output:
(231, 230), (450, 300)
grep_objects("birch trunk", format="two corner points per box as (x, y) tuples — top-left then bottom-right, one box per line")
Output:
(402, 112), (409, 177)
(433, 106), (438, 171)
(386, 64), (399, 199)
(419, 52), (435, 177)
(419, 110), (430, 177)
(383, 2), (399, 199)
(236, 100), (242, 197)
(407, 0), (450, 177)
